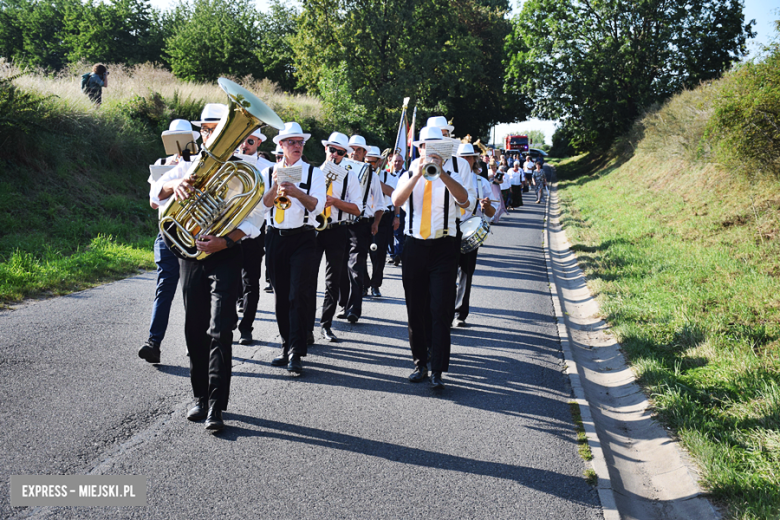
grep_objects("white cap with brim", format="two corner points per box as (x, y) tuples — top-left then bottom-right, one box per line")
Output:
(191, 103), (228, 127)
(426, 116), (454, 133)
(412, 126), (444, 147)
(273, 121), (311, 145)
(250, 129), (267, 142)
(321, 131), (353, 153)
(348, 135), (369, 151)
(366, 146), (382, 158)
(162, 118), (199, 141)
(273, 145), (284, 156)
(456, 143), (479, 157)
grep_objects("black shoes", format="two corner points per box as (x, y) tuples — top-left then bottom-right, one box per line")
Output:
(205, 405), (224, 431)
(321, 327), (339, 342)
(346, 313), (359, 324)
(307, 331), (315, 345)
(336, 309), (347, 319)
(271, 353), (289, 366)
(187, 398), (208, 421)
(371, 287), (382, 297)
(431, 371), (444, 389)
(287, 354), (303, 374)
(452, 318), (467, 328)
(264, 283), (273, 293)
(362, 287), (369, 297)
(408, 367), (429, 383)
(393, 258), (401, 266)
(239, 331), (253, 345)
(138, 340), (161, 364)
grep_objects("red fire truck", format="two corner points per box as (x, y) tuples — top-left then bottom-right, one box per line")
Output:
(504, 134), (530, 152)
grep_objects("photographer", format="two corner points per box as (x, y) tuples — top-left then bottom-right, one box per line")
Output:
(81, 64), (109, 105)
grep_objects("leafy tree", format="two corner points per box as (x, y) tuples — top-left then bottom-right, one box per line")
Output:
(254, 0), (299, 92)
(293, 0), (527, 143)
(164, 0), (263, 82)
(505, 0), (755, 152)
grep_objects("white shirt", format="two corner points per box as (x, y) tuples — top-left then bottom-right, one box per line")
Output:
(319, 160), (363, 224)
(523, 159), (535, 173)
(358, 167), (386, 218)
(378, 167), (403, 210)
(509, 167), (523, 186)
(262, 159), (326, 229)
(446, 156), (478, 216)
(235, 152), (275, 174)
(150, 159), (265, 239)
(463, 173), (499, 221)
(398, 158), (471, 240)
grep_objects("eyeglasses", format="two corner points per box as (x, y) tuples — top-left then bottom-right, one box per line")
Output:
(283, 139), (305, 147)
(245, 138), (257, 146)
(200, 126), (216, 136)
(328, 146), (346, 156)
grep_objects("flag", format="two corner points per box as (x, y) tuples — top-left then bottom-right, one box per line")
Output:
(394, 98), (409, 166)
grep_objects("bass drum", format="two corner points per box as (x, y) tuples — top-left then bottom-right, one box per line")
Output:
(460, 216), (490, 254)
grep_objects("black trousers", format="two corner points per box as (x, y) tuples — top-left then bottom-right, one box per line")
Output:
(238, 230), (264, 334)
(309, 225), (349, 330)
(179, 247), (242, 411)
(402, 236), (459, 373)
(454, 247), (479, 321)
(339, 219), (371, 317)
(511, 185), (524, 207)
(368, 212), (394, 289)
(266, 228), (316, 357)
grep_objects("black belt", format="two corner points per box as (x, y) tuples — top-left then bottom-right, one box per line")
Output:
(325, 221), (353, 230)
(268, 225), (314, 236)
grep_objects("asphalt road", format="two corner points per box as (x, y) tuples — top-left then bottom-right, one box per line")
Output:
(0, 188), (602, 519)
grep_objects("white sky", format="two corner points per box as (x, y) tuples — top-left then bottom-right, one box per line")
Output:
(147, 0), (778, 145)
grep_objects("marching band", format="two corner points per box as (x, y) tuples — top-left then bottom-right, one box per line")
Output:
(143, 83), (526, 431)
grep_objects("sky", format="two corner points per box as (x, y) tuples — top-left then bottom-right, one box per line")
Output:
(148, 0), (779, 145)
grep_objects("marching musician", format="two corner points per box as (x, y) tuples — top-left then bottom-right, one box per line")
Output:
(364, 146), (397, 297)
(307, 132), (362, 343)
(392, 126), (475, 389)
(453, 143), (498, 328)
(261, 122), (326, 374)
(389, 152), (407, 266)
(150, 103), (266, 431)
(336, 135), (384, 323)
(234, 130), (275, 345)
(140, 119), (199, 365)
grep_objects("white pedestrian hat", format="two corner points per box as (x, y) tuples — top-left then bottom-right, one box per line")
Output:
(273, 122), (311, 145)
(273, 144), (284, 156)
(162, 119), (199, 141)
(412, 126), (444, 147)
(348, 135), (369, 151)
(426, 116), (454, 133)
(455, 143), (479, 157)
(249, 129), (267, 143)
(191, 103), (227, 127)
(366, 146), (382, 158)
(321, 132), (353, 153)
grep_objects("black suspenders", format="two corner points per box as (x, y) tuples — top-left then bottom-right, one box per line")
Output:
(336, 177), (348, 222)
(301, 164), (314, 224)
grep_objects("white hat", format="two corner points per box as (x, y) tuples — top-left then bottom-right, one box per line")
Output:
(426, 115), (454, 133)
(273, 144), (284, 156)
(366, 146), (382, 158)
(348, 135), (369, 151)
(456, 143), (479, 157)
(412, 126), (444, 147)
(249, 129), (267, 143)
(191, 103), (227, 127)
(321, 131), (353, 153)
(162, 119), (199, 141)
(272, 121), (311, 145)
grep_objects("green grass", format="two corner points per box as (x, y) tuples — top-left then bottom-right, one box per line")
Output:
(556, 154), (780, 520)
(568, 401), (593, 462)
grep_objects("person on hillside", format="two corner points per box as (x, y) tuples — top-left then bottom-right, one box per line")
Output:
(82, 64), (109, 105)
(140, 119), (199, 366)
(532, 160), (547, 204)
(149, 103), (267, 432)
(234, 130), (274, 346)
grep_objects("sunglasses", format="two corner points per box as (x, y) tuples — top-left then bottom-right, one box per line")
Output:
(328, 146), (346, 156)
(245, 138), (257, 146)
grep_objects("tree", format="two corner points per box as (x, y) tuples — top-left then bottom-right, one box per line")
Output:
(293, 0), (527, 144)
(504, 0), (755, 151)
(254, 0), (299, 92)
(164, 0), (264, 82)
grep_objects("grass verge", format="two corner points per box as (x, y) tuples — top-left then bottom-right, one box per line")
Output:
(556, 154), (780, 520)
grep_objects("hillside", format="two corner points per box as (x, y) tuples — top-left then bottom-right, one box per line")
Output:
(555, 46), (780, 520)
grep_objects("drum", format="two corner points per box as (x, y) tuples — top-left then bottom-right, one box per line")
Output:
(460, 216), (490, 254)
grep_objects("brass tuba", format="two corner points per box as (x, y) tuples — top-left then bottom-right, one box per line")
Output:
(159, 78), (284, 260)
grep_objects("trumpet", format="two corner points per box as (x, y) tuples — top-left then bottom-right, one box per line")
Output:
(422, 161), (442, 181)
(274, 184), (291, 210)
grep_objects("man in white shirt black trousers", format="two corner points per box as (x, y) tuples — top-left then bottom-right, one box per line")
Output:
(260, 122), (326, 374)
(392, 126), (476, 389)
